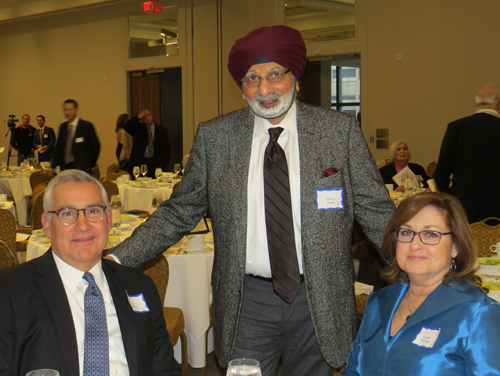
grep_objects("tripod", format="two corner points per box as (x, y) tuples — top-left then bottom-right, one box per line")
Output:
(4, 126), (16, 171)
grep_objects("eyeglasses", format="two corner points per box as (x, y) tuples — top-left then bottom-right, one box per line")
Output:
(48, 205), (107, 225)
(394, 228), (452, 245)
(241, 69), (290, 88)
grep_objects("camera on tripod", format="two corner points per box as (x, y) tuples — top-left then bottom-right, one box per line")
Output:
(6, 114), (18, 130)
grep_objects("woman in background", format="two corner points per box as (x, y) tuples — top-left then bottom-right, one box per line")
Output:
(379, 140), (429, 192)
(342, 192), (500, 376)
(115, 113), (132, 170)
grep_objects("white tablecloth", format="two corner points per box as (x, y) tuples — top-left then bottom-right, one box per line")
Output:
(118, 182), (173, 212)
(0, 176), (31, 225)
(163, 245), (214, 368)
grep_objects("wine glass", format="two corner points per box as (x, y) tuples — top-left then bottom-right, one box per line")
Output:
(155, 167), (163, 180)
(110, 195), (122, 242)
(226, 358), (262, 376)
(133, 166), (140, 180)
(20, 162), (26, 173)
(140, 164), (148, 178)
(174, 163), (181, 175)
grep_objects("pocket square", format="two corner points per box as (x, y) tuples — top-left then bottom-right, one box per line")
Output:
(322, 167), (339, 178)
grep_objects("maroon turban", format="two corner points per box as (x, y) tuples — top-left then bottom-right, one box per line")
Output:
(228, 25), (307, 86)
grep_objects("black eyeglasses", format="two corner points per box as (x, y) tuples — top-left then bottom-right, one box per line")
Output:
(48, 205), (107, 225)
(241, 69), (290, 88)
(394, 228), (452, 245)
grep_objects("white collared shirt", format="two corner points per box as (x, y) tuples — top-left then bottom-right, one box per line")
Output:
(474, 107), (500, 118)
(53, 253), (129, 376)
(245, 102), (303, 277)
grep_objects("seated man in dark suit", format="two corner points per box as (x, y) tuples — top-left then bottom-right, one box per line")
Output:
(0, 170), (180, 376)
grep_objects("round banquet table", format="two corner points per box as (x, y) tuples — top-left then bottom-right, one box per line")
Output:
(0, 175), (31, 225)
(118, 181), (173, 212)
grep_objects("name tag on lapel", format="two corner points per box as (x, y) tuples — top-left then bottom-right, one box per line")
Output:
(316, 188), (344, 210)
(75, 137), (84, 143)
(44, 134), (48, 138)
(126, 292), (150, 312)
(412, 327), (440, 348)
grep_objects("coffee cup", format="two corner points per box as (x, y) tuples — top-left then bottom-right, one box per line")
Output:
(490, 242), (500, 257)
(186, 234), (204, 251)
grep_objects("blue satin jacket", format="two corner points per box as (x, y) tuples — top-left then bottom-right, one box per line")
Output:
(342, 282), (500, 376)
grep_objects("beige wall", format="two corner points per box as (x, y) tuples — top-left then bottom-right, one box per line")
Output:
(0, 0), (499, 173)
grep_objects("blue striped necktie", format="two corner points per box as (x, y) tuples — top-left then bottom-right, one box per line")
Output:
(264, 127), (301, 303)
(82, 272), (109, 376)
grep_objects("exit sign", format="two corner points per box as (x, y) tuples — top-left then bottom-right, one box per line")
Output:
(142, 1), (152, 12)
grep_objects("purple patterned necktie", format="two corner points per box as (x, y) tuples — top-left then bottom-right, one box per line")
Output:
(264, 127), (301, 303)
(83, 272), (109, 376)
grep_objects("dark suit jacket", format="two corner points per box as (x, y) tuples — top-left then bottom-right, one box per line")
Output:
(33, 126), (56, 162)
(123, 116), (170, 174)
(378, 162), (430, 190)
(113, 101), (395, 368)
(434, 112), (500, 223)
(51, 119), (100, 173)
(0, 251), (181, 376)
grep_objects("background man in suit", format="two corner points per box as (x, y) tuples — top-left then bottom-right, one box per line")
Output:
(124, 109), (170, 178)
(48, 99), (100, 178)
(112, 25), (393, 375)
(11, 114), (35, 164)
(0, 170), (180, 376)
(434, 84), (500, 223)
(33, 114), (56, 162)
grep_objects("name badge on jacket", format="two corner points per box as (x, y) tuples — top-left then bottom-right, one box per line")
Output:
(44, 134), (48, 138)
(317, 188), (344, 210)
(75, 137), (84, 143)
(126, 292), (150, 312)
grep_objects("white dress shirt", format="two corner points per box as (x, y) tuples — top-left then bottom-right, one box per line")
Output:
(53, 253), (129, 376)
(245, 102), (303, 277)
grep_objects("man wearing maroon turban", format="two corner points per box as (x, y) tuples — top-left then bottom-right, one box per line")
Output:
(112, 25), (394, 376)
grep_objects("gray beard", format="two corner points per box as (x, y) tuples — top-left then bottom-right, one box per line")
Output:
(244, 80), (296, 120)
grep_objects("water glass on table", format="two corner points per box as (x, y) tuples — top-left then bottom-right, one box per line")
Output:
(155, 167), (163, 180)
(151, 192), (164, 212)
(226, 358), (262, 376)
(110, 194), (122, 240)
(133, 166), (140, 180)
(140, 164), (148, 178)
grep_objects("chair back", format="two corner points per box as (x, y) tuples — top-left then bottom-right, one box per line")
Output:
(100, 177), (119, 202)
(29, 170), (51, 191)
(0, 209), (17, 256)
(31, 191), (45, 230)
(108, 169), (132, 181)
(0, 240), (18, 268)
(92, 164), (100, 179)
(470, 217), (500, 257)
(139, 254), (169, 304)
(107, 163), (120, 178)
(426, 161), (437, 178)
(29, 181), (49, 209)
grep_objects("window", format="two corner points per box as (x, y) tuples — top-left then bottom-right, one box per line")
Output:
(331, 63), (360, 115)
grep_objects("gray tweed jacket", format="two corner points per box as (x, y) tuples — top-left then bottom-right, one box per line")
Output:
(112, 101), (395, 368)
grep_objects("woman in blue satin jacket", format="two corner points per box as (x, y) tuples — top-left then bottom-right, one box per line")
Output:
(342, 192), (500, 376)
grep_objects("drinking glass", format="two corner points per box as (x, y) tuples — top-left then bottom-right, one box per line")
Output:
(151, 192), (163, 212)
(174, 163), (181, 175)
(133, 166), (140, 180)
(0, 161), (6, 172)
(140, 164), (148, 178)
(155, 167), (163, 180)
(110, 194), (122, 241)
(415, 175), (423, 189)
(404, 178), (413, 196)
(226, 358), (262, 376)
(26, 370), (60, 376)
(20, 162), (26, 172)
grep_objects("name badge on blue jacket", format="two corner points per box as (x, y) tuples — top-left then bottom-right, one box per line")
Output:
(316, 188), (344, 210)
(412, 327), (440, 348)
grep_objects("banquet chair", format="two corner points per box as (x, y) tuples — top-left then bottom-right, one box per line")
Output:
(29, 170), (51, 191)
(108, 169), (132, 181)
(426, 161), (437, 178)
(470, 217), (500, 257)
(29, 181), (49, 209)
(200, 305), (213, 376)
(30, 191), (45, 230)
(139, 254), (189, 376)
(107, 163), (120, 178)
(0, 240), (18, 269)
(0, 209), (17, 259)
(99, 177), (119, 202)
(92, 164), (100, 179)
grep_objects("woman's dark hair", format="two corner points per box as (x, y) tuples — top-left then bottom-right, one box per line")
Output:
(381, 192), (482, 289)
(115, 113), (130, 133)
